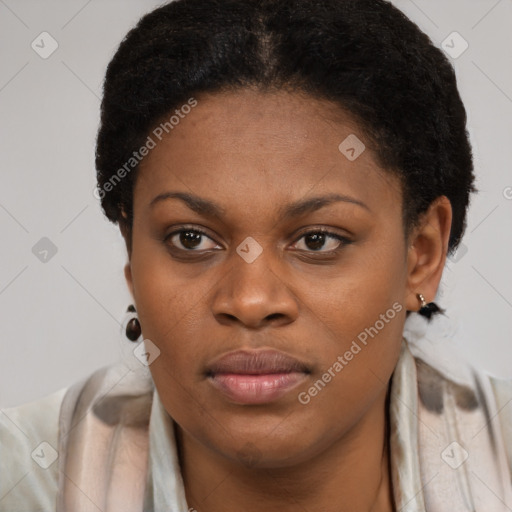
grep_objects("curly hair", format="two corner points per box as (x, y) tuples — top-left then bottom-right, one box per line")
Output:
(95, 0), (476, 317)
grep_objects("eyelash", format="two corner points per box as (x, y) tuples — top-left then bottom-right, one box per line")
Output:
(163, 225), (352, 256)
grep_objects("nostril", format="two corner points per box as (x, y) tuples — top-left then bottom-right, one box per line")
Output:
(266, 313), (284, 322)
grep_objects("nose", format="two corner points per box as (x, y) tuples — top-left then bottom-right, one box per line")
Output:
(211, 247), (300, 329)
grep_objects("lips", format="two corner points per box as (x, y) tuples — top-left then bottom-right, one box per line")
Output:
(207, 350), (310, 375)
(206, 350), (310, 405)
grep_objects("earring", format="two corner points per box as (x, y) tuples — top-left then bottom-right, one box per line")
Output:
(125, 304), (141, 342)
(416, 293), (441, 320)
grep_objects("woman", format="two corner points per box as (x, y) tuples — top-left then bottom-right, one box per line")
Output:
(1, 0), (511, 510)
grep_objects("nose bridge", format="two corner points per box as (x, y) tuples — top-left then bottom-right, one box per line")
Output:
(211, 236), (298, 327)
(229, 236), (282, 300)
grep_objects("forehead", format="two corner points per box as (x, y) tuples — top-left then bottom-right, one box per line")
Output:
(134, 88), (402, 223)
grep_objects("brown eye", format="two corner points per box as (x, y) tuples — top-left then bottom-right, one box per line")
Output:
(304, 232), (328, 251)
(179, 230), (202, 249)
(292, 230), (349, 253)
(166, 228), (220, 251)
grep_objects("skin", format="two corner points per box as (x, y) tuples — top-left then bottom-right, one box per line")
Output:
(121, 87), (452, 512)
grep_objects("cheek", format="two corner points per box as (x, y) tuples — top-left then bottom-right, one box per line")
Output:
(303, 236), (406, 335)
(300, 237), (407, 393)
(130, 233), (199, 321)
(128, 242), (207, 379)
(131, 257), (211, 423)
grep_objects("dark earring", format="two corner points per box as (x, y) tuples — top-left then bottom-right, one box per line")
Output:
(417, 293), (442, 320)
(125, 304), (141, 342)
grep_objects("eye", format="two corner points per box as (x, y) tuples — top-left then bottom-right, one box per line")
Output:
(291, 229), (350, 253)
(165, 227), (221, 252)
(163, 226), (350, 256)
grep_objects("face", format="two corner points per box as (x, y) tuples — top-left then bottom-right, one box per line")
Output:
(125, 88), (412, 468)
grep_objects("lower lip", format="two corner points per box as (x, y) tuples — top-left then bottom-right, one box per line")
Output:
(208, 372), (308, 405)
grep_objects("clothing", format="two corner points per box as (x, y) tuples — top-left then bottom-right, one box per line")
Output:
(1, 319), (511, 511)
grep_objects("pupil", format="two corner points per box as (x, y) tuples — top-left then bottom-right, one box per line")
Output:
(306, 233), (325, 251)
(180, 231), (202, 249)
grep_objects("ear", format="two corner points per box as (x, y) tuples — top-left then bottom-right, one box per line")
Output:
(118, 211), (132, 257)
(119, 212), (134, 298)
(124, 261), (134, 298)
(405, 196), (452, 312)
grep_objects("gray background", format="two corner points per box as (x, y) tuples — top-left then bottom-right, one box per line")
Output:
(0, 0), (511, 407)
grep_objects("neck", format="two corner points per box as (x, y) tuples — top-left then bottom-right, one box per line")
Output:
(175, 383), (395, 512)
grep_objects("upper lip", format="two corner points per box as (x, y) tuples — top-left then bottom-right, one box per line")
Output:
(206, 349), (311, 376)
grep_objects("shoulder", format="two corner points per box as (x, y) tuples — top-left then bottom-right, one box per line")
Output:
(0, 361), (154, 511)
(0, 387), (67, 511)
(489, 375), (512, 476)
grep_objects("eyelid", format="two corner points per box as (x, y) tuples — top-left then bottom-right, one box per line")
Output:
(292, 226), (350, 240)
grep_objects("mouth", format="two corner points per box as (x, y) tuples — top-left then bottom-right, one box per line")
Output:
(205, 349), (311, 405)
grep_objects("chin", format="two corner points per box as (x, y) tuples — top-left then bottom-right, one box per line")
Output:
(206, 423), (326, 470)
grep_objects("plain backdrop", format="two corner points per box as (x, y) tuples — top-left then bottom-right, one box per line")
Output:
(0, 0), (511, 407)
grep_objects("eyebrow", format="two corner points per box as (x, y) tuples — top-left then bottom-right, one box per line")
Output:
(149, 191), (370, 219)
